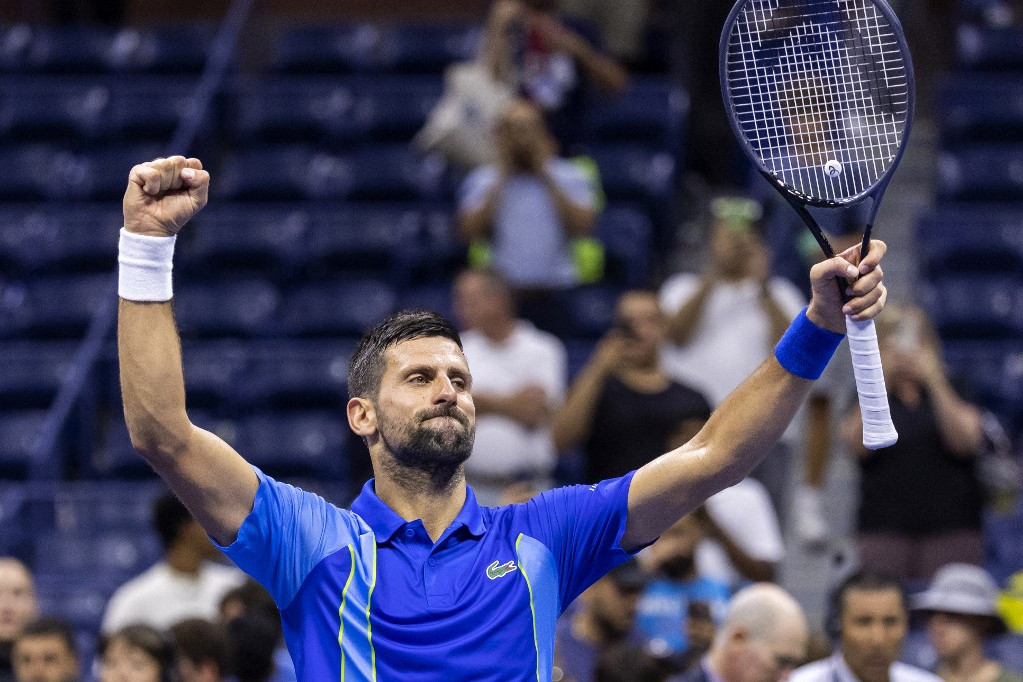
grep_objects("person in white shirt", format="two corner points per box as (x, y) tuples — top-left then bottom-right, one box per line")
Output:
(451, 267), (567, 505)
(791, 571), (941, 682)
(101, 493), (245, 633)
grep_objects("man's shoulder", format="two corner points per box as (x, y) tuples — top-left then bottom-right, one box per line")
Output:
(892, 661), (942, 682)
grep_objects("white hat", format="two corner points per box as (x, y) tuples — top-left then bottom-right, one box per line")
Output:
(911, 563), (1007, 634)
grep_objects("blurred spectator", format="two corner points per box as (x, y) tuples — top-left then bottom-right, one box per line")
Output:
(554, 557), (649, 682)
(596, 642), (669, 682)
(555, 0), (650, 64)
(553, 289), (711, 483)
(841, 305), (987, 582)
(659, 195), (806, 521)
(696, 479), (784, 590)
(101, 493), (245, 633)
(217, 581), (294, 682)
(911, 563), (1023, 682)
(98, 625), (174, 682)
(635, 513), (730, 671)
(1, 558), (39, 682)
(452, 267), (567, 504)
(169, 618), (230, 682)
(10, 618), (77, 682)
(457, 99), (600, 309)
(482, 0), (628, 149)
(668, 583), (809, 682)
(225, 615), (278, 682)
(791, 572), (940, 682)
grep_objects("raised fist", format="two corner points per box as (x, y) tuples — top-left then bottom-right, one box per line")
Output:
(123, 156), (210, 237)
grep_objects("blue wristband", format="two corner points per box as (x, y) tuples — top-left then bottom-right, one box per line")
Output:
(774, 307), (844, 380)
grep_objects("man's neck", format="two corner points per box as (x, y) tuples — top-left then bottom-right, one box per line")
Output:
(481, 318), (516, 344)
(373, 470), (468, 543)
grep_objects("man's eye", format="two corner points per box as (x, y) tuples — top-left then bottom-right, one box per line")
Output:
(452, 378), (467, 389)
(410, 375), (428, 383)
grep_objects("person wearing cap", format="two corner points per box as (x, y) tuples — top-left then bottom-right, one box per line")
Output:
(554, 558), (649, 682)
(912, 563), (1023, 682)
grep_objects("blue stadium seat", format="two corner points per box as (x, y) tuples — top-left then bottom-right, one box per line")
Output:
(0, 411), (46, 479)
(396, 283), (454, 322)
(235, 410), (348, 480)
(355, 75), (444, 143)
(589, 144), (676, 204)
(8, 274), (112, 339)
(590, 79), (689, 154)
(344, 145), (448, 201)
(0, 341), (77, 408)
(0, 25), (32, 73)
(276, 279), (396, 337)
(0, 76), (110, 143)
(957, 25), (1023, 71)
(107, 77), (202, 144)
(178, 340), (251, 410)
(21, 26), (119, 74)
(48, 481), (167, 534)
(938, 145), (1023, 202)
(985, 502), (1023, 584)
(937, 74), (1023, 143)
(300, 204), (422, 282)
(595, 204), (654, 287)
(916, 205), (1023, 275)
(0, 145), (59, 200)
(214, 145), (352, 201)
(95, 412), (229, 480)
(563, 338), (597, 381)
(0, 481), (29, 555)
(375, 24), (480, 74)
(65, 144), (165, 200)
(919, 275), (1023, 340)
(181, 204), (311, 278)
(35, 530), (160, 577)
(105, 24), (217, 75)
(269, 24), (379, 74)
(226, 77), (359, 146)
(174, 279), (281, 338)
(557, 285), (622, 339)
(34, 574), (124, 632)
(238, 340), (354, 410)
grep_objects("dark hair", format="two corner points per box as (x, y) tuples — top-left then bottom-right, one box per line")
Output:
(100, 624), (176, 682)
(226, 615), (278, 682)
(170, 618), (230, 677)
(152, 492), (194, 551)
(347, 309), (463, 400)
(16, 617), (77, 658)
(219, 579), (282, 645)
(827, 570), (906, 639)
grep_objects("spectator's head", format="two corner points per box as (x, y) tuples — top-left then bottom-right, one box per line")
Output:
(0, 558), (38, 645)
(708, 583), (808, 682)
(496, 100), (555, 171)
(225, 615), (278, 682)
(581, 558), (649, 645)
(829, 571), (908, 682)
(452, 268), (516, 336)
(217, 580), (281, 647)
(99, 624), (176, 682)
(612, 290), (668, 369)
(911, 564), (1007, 664)
(169, 619), (229, 682)
(153, 493), (217, 563)
(594, 642), (666, 682)
(645, 513), (704, 580)
(11, 617), (78, 682)
(708, 195), (768, 281)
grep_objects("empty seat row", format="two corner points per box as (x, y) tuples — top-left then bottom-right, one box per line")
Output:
(915, 205), (1023, 275)
(937, 145), (1023, 202)
(918, 274), (1023, 340)
(936, 74), (1023, 144)
(0, 143), (162, 202)
(956, 24), (1023, 71)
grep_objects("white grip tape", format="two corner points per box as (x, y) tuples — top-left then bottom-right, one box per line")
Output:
(845, 315), (898, 450)
(118, 228), (176, 302)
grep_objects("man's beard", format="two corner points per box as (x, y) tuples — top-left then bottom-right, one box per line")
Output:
(378, 404), (475, 487)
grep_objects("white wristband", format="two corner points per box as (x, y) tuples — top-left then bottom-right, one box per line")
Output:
(118, 228), (177, 302)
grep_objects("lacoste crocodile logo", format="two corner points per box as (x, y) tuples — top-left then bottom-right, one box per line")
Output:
(486, 560), (518, 580)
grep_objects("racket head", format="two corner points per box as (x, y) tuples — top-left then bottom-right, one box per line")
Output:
(720, 0), (915, 209)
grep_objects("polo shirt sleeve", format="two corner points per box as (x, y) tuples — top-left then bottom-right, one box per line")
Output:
(525, 471), (637, 608)
(214, 467), (362, 610)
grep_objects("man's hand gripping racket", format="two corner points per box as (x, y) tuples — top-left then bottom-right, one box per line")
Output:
(720, 0), (914, 449)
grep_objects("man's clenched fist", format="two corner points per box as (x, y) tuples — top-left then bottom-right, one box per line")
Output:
(123, 156), (210, 237)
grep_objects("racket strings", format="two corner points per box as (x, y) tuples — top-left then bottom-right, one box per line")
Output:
(725, 0), (910, 203)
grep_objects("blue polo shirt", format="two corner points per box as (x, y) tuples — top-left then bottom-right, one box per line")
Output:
(218, 467), (638, 681)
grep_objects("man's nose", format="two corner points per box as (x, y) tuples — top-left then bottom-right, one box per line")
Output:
(433, 376), (457, 403)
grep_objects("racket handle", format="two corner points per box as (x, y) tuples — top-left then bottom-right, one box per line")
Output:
(845, 316), (898, 450)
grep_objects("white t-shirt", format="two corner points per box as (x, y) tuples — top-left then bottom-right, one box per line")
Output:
(658, 274), (807, 407)
(696, 477), (785, 589)
(461, 322), (567, 478)
(101, 560), (247, 633)
(792, 652), (942, 682)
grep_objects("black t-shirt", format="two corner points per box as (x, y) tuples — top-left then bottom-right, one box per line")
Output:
(858, 390), (984, 535)
(584, 375), (713, 483)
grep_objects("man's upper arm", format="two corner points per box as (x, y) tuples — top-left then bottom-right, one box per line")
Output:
(153, 425), (260, 547)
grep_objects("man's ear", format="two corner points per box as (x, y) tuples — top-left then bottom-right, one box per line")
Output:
(348, 397), (377, 437)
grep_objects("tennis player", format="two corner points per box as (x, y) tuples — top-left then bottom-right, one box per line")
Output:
(117, 156), (887, 680)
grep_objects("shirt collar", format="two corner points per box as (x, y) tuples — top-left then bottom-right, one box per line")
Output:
(350, 479), (487, 543)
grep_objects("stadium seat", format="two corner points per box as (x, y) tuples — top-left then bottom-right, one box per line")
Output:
(0, 341), (78, 409)
(916, 205), (1023, 275)
(21, 26), (119, 74)
(563, 338), (597, 382)
(375, 24), (480, 74)
(34, 530), (160, 578)
(66, 144), (165, 201)
(937, 145), (1023, 202)
(556, 285), (623, 339)
(354, 75), (444, 143)
(34, 574), (124, 632)
(106, 77), (202, 144)
(48, 480), (167, 534)
(957, 25), (1023, 71)
(590, 78), (689, 154)
(936, 74), (1023, 144)
(235, 410), (348, 480)
(238, 340), (354, 410)
(9, 274), (113, 339)
(226, 77), (360, 146)
(396, 283), (454, 321)
(344, 145), (448, 201)
(0, 145), (59, 200)
(214, 145), (352, 201)
(0, 24), (32, 73)
(919, 274), (1023, 340)
(105, 24), (217, 75)
(0, 76), (109, 143)
(269, 24), (379, 74)
(589, 144), (676, 202)
(177, 340), (251, 410)
(300, 204), (422, 282)
(94, 412), (230, 480)
(276, 279), (396, 337)
(174, 279), (281, 338)
(0, 411), (46, 479)
(595, 204), (654, 287)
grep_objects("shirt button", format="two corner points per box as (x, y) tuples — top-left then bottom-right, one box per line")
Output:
(405, 529), (415, 538)
(427, 557), (437, 566)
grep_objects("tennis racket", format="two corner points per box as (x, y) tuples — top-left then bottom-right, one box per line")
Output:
(720, 0), (913, 449)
